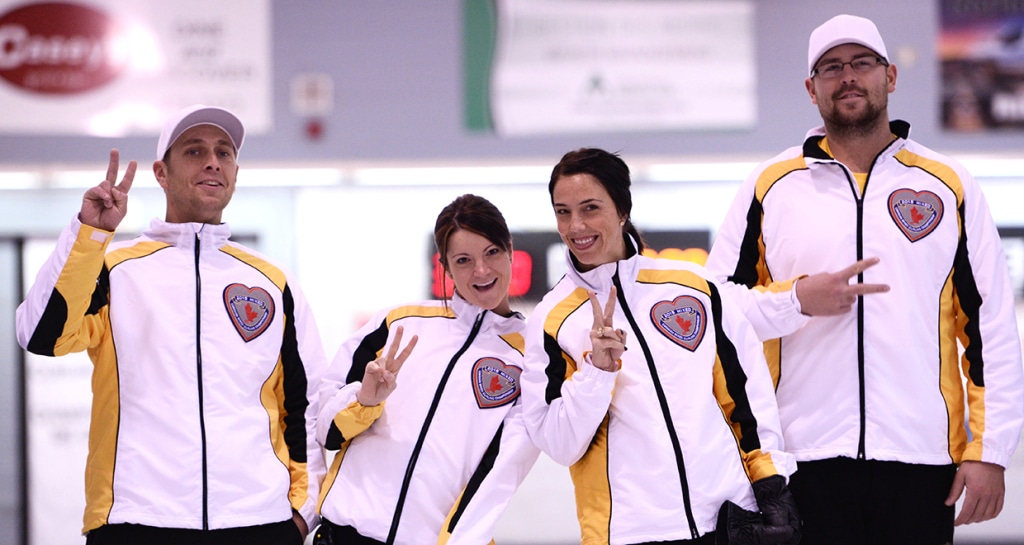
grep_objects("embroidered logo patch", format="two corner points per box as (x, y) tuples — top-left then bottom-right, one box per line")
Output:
(472, 357), (522, 409)
(223, 283), (275, 342)
(888, 189), (943, 242)
(650, 295), (706, 352)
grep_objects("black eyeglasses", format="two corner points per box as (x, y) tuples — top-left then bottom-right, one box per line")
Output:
(812, 56), (888, 79)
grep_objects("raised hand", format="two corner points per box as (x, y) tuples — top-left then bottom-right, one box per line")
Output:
(587, 287), (627, 372)
(356, 325), (418, 407)
(795, 257), (890, 316)
(80, 149), (136, 232)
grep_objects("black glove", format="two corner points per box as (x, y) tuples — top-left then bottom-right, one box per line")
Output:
(751, 475), (802, 545)
(715, 476), (802, 545)
(715, 500), (763, 545)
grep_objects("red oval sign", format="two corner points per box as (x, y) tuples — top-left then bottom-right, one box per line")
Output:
(0, 2), (126, 94)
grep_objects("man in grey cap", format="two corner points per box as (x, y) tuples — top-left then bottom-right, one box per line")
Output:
(706, 14), (1023, 545)
(16, 105), (327, 544)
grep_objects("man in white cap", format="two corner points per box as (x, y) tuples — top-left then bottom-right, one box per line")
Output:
(706, 14), (1023, 544)
(16, 105), (327, 545)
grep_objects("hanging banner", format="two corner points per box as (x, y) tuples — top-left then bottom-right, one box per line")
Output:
(0, 0), (271, 136)
(939, 0), (1024, 131)
(464, 0), (756, 136)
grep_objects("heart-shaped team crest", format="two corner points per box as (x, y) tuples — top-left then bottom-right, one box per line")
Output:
(223, 283), (275, 342)
(888, 189), (943, 242)
(650, 295), (706, 352)
(471, 357), (522, 409)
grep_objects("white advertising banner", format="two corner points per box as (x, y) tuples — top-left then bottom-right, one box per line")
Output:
(0, 0), (271, 136)
(489, 0), (755, 135)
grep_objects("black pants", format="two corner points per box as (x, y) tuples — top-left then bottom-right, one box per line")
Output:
(313, 519), (384, 545)
(788, 457), (956, 545)
(633, 531), (716, 545)
(312, 519), (715, 545)
(85, 519), (302, 545)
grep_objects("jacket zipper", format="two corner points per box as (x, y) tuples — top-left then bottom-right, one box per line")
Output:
(385, 311), (486, 545)
(841, 141), (891, 461)
(194, 233), (210, 529)
(612, 270), (699, 538)
(856, 189), (867, 461)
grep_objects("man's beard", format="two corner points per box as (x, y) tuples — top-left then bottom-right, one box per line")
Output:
(820, 86), (887, 138)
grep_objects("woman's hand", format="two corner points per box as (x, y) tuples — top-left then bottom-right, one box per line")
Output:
(356, 325), (418, 406)
(587, 287), (627, 372)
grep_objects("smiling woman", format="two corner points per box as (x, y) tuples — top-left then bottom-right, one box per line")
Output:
(520, 147), (801, 545)
(314, 193), (539, 545)
(434, 193), (516, 316)
(443, 229), (513, 315)
(550, 173), (629, 271)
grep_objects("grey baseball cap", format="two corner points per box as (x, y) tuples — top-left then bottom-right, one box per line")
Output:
(155, 104), (245, 160)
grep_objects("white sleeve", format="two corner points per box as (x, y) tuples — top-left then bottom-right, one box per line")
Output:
(284, 277), (330, 531)
(315, 308), (389, 447)
(520, 308), (617, 466)
(706, 171), (810, 341)
(716, 283), (797, 481)
(16, 215), (110, 353)
(957, 168), (1024, 467)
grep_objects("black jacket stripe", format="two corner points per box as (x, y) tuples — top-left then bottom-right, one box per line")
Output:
(951, 203), (985, 387)
(708, 282), (761, 452)
(281, 285), (309, 464)
(542, 331), (568, 404)
(27, 266), (110, 356)
(447, 422), (504, 532)
(729, 198), (764, 289)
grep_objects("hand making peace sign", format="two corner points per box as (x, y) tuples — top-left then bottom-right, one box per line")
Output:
(795, 257), (890, 316)
(588, 287), (627, 372)
(79, 149), (137, 232)
(356, 325), (419, 407)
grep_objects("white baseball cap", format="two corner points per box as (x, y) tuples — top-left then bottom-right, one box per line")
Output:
(807, 14), (889, 76)
(156, 104), (245, 160)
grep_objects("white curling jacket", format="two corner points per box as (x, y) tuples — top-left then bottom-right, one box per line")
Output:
(706, 121), (1024, 468)
(521, 238), (794, 545)
(316, 293), (539, 545)
(15, 217), (328, 533)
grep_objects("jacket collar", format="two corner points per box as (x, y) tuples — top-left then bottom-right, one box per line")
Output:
(449, 291), (524, 335)
(802, 119), (910, 161)
(563, 233), (640, 294)
(143, 218), (232, 250)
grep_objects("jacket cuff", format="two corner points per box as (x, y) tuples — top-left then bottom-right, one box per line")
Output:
(332, 400), (384, 440)
(764, 278), (812, 337)
(296, 504), (319, 537)
(74, 216), (115, 247)
(962, 440), (1011, 469)
(575, 358), (619, 391)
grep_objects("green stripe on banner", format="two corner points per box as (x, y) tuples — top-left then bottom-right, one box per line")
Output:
(463, 0), (497, 132)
